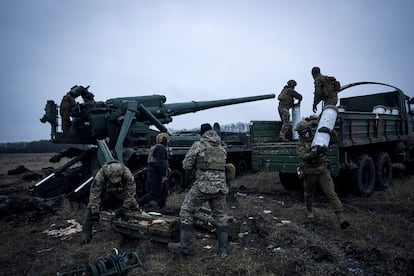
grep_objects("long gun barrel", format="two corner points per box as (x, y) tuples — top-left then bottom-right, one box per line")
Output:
(164, 94), (276, 116)
(41, 91), (276, 147)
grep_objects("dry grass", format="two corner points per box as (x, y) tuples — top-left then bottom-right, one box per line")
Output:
(1, 154), (414, 275)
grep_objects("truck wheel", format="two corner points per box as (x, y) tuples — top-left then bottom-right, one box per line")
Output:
(237, 160), (249, 176)
(375, 151), (392, 190)
(279, 173), (303, 190)
(352, 154), (375, 197)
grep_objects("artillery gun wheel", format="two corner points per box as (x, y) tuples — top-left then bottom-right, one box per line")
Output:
(375, 151), (392, 190)
(169, 170), (184, 193)
(279, 173), (303, 191)
(352, 154), (375, 197)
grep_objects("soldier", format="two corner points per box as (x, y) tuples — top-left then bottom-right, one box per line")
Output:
(277, 80), (302, 141)
(168, 123), (229, 258)
(295, 118), (350, 229)
(311, 67), (339, 113)
(59, 91), (76, 133)
(138, 132), (170, 209)
(81, 160), (140, 244)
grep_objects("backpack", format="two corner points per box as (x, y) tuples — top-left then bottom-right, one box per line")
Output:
(324, 76), (341, 95)
(278, 87), (290, 102)
(197, 144), (226, 171)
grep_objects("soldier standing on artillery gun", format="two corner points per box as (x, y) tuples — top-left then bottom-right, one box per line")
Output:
(295, 117), (350, 229)
(277, 79), (303, 141)
(81, 160), (140, 244)
(168, 123), (229, 258)
(59, 91), (76, 133)
(59, 85), (95, 133)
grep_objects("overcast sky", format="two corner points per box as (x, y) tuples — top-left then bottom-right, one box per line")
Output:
(1, 0), (413, 143)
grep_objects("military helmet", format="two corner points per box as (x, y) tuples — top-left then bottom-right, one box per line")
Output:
(104, 162), (124, 184)
(295, 120), (315, 140)
(295, 121), (310, 132)
(200, 123), (212, 135)
(311, 67), (320, 76)
(287, 79), (297, 87)
(156, 132), (169, 144)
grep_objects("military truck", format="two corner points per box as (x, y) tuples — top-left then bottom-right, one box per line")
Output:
(36, 86), (273, 200)
(251, 82), (414, 196)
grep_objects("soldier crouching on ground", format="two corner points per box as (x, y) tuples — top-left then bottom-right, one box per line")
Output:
(168, 123), (229, 258)
(81, 160), (140, 244)
(295, 117), (350, 229)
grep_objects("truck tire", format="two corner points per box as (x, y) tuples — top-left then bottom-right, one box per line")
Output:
(352, 154), (375, 197)
(237, 160), (249, 176)
(279, 173), (303, 191)
(375, 151), (392, 190)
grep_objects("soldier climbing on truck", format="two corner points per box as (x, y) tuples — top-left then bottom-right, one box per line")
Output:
(277, 79), (303, 142)
(311, 66), (340, 113)
(252, 81), (414, 198)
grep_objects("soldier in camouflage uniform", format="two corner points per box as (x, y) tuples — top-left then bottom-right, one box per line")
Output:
(295, 117), (350, 229)
(312, 67), (338, 113)
(138, 132), (169, 209)
(168, 123), (229, 257)
(59, 91), (76, 133)
(81, 160), (140, 244)
(278, 79), (303, 141)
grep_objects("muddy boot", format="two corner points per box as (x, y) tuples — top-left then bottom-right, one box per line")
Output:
(216, 226), (229, 258)
(81, 208), (93, 244)
(335, 212), (350, 229)
(168, 224), (193, 256)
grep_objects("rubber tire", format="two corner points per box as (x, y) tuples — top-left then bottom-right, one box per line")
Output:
(279, 173), (303, 191)
(237, 160), (248, 176)
(352, 154), (376, 197)
(375, 151), (392, 190)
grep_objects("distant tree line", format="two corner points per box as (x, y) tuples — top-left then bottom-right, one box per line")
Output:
(0, 122), (250, 154)
(169, 122), (250, 133)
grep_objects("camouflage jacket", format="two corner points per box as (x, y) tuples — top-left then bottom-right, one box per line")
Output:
(182, 130), (228, 194)
(88, 162), (139, 213)
(278, 86), (302, 108)
(313, 74), (338, 107)
(60, 93), (76, 115)
(296, 139), (328, 174)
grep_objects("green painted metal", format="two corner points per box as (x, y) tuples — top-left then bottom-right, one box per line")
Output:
(251, 83), (414, 179)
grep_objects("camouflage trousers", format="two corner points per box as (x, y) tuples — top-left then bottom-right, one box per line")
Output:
(278, 106), (290, 138)
(179, 184), (227, 227)
(303, 169), (343, 213)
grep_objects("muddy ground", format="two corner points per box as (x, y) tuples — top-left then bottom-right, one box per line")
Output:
(0, 153), (413, 275)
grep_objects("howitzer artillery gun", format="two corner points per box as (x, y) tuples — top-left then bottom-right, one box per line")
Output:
(37, 87), (275, 200)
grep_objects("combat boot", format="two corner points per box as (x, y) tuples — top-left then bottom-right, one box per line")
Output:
(306, 207), (314, 219)
(81, 208), (93, 244)
(216, 226), (229, 258)
(335, 212), (350, 229)
(168, 224), (193, 256)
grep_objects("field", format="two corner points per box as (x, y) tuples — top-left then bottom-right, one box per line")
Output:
(0, 153), (413, 275)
